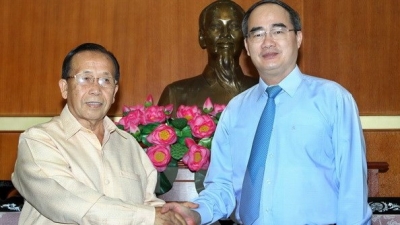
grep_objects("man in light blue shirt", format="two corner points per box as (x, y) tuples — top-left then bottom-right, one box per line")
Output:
(162, 0), (372, 224)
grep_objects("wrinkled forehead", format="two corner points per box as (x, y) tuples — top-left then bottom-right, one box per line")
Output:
(70, 51), (115, 74)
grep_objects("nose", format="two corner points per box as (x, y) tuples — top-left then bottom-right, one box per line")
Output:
(261, 32), (276, 48)
(88, 79), (102, 95)
(221, 25), (230, 38)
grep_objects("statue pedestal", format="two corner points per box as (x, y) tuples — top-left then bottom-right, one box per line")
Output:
(157, 164), (230, 225)
(158, 167), (198, 202)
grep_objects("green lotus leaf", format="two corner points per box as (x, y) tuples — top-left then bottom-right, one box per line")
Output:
(141, 123), (160, 134)
(171, 143), (188, 160)
(155, 171), (172, 196)
(181, 126), (192, 137)
(170, 118), (188, 130)
(198, 137), (212, 149)
(140, 135), (152, 147)
(177, 136), (187, 145)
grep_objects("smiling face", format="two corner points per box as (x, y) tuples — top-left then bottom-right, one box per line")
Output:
(200, 2), (244, 60)
(244, 3), (302, 84)
(59, 51), (118, 128)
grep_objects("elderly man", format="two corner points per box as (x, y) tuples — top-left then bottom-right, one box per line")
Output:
(158, 0), (257, 111)
(11, 43), (186, 225)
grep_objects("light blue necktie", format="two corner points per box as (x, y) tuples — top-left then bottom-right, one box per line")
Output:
(240, 85), (282, 225)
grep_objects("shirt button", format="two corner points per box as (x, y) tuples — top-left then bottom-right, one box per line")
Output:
(265, 179), (271, 184)
(105, 179), (110, 184)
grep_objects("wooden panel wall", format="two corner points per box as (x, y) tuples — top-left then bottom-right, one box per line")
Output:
(365, 131), (400, 197)
(302, 0), (400, 115)
(1, 0), (399, 196)
(0, 134), (19, 180)
(0, 0), (303, 116)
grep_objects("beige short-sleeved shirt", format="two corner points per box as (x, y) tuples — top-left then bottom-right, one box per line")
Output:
(12, 105), (164, 224)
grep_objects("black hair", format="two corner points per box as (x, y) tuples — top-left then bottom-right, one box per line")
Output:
(242, 0), (302, 37)
(61, 43), (120, 82)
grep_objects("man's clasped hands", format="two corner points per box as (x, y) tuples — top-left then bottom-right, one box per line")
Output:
(159, 201), (201, 225)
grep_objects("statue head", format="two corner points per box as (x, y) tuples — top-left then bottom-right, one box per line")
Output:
(199, 0), (245, 61)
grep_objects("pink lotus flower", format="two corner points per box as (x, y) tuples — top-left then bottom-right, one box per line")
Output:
(145, 94), (154, 107)
(176, 105), (202, 121)
(147, 124), (177, 145)
(163, 104), (174, 118)
(122, 105), (131, 114)
(146, 145), (171, 172)
(118, 110), (144, 133)
(182, 138), (210, 172)
(188, 115), (216, 138)
(143, 105), (167, 125)
(211, 104), (226, 117)
(117, 96), (226, 176)
(123, 104), (145, 114)
(202, 97), (214, 114)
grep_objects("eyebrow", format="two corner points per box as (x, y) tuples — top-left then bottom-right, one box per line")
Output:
(102, 72), (112, 77)
(249, 26), (264, 33)
(78, 70), (112, 77)
(82, 70), (92, 74)
(249, 23), (288, 33)
(272, 23), (288, 28)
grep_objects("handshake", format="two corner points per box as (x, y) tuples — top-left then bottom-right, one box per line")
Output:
(156, 202), (201, 225)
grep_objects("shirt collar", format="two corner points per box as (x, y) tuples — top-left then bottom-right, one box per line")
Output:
(60, 105), (128, 139)
(256, 65), (303, 100)
(279, 66), (302, 97)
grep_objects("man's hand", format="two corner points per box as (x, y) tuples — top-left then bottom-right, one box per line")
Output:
(155, 207), (186, 225)
(161, 202), (201, 225)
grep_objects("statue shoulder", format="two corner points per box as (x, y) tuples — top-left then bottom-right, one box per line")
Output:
(158, 75), (206, 106)
(242, 75), (259, 87)
(163, 75), (207, 90)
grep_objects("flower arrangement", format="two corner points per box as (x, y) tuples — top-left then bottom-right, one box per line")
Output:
(116, 95), (226, 173)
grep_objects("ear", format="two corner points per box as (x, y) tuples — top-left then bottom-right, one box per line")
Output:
(296, 31), (303, 49)
(198, 29), (207, 49)
(59, 79), (68, 99)
(244, 39), (250, 56)
(112, 85), (119, 103)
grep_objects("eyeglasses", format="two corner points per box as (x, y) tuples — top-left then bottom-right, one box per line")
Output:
(67, 73), (117, 88)
(246, 27), (295, 43)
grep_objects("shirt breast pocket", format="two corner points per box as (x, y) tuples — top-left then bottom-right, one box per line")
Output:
(120, 171), (140, 180)
(290, 123), (333, 160)
(117, 171), (144, 202)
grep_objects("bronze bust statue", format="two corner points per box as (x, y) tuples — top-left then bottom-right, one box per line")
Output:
(158, 0), (258, 109)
